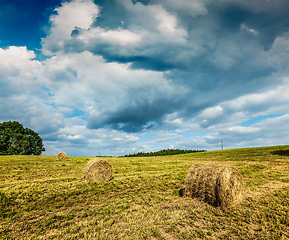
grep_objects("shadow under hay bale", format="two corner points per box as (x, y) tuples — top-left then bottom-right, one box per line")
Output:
(84, 158), (113, 182)
(57, 152), (67, 159)
(184, 163), (243, 209)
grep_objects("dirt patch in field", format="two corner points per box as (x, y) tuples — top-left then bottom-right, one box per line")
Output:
(159, 229), (175, 240)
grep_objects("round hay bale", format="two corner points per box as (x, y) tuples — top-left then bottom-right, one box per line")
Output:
(114, 155), (118, 157)
(84, 158), (113, 182)
(57, 152), (67, 159)
(184, 163), (243, 209)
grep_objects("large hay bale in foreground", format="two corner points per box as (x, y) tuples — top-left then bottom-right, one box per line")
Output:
(184, 163), (243, 209)
(57, 152), (67, 159)
(84, 158), (113, 182)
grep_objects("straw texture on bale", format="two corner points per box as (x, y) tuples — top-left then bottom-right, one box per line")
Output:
(57, 152), (67, 159)
(84, 158), (113, 182)
(184, 163), (243, 209)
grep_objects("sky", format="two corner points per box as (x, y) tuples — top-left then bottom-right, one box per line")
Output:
(1, 0), (289, 156)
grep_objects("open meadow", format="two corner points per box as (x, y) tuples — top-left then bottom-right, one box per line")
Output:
(1, 145), (289, 239)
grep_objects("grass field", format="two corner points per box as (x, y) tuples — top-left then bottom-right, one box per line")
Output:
(1, 145), (289, 239)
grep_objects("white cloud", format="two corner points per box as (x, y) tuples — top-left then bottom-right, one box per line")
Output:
(43, 51), (185, 114)
(225, 81), (289, 117)
(186, 76), (289, 132)
(202, 113), (289, 149)
(0, 46), (35, 69)
(162, 113), (183, 129)
(199, 105), (224, 120)
(254, 113), (289, 130)
(0, 46), (67, 136)
(42, 0), (99, 55)
(41, 0), (189, 57)
(0, 94), (65, 134)
(0, 46), (45, 93)
(125, 2), (188, 45)
(78, 27), (142, 46)
(150, 5), (187, 40)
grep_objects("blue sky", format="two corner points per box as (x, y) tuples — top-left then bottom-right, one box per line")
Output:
(1, 0), (289, 156)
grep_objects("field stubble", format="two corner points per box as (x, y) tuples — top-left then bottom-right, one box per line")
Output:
(0, 145), (289, 239)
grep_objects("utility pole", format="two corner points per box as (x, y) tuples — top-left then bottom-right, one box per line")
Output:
(221, 141), (223, 150)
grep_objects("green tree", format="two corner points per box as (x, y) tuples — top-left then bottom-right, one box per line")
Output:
(0, 121), (45, 155)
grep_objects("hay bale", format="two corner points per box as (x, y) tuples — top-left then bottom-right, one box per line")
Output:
(114, 155), (118, 157)
(184, 163), (243, 209)
(57, 152), (67, 159)
(84, 158), (113, 182)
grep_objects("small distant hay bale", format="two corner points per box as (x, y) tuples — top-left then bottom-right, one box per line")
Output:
(57, 152), (67, 159)
(84, 158), (113, 182)
(184, 163), (243, 209)
(114, 155), (118, 157)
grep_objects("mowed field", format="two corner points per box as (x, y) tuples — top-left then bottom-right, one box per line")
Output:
(1, 146), (289, 239)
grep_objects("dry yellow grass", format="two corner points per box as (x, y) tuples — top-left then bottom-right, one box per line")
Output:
(1, 145), (289, 239)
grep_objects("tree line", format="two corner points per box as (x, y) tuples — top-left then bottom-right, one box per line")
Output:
(122, 149), (206, 157)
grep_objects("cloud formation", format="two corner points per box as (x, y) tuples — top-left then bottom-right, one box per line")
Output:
(1, 0), (289, 155)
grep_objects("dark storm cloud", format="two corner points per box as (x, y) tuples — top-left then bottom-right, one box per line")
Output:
(216, 4), (289, 50)
(87, 97), (182, 132)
